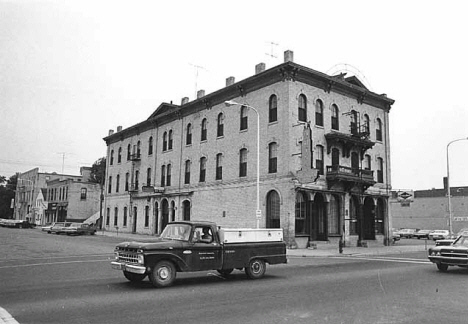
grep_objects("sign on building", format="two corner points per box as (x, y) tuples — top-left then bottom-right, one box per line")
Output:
(397, 190), (414, 202)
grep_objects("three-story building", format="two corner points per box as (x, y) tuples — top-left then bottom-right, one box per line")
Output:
(103, 50), (395, 247)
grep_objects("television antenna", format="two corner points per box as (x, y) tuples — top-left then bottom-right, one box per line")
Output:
(265, 41), (279, 60)
(326, 63), (373, 91)
(189, 63), (208, 99)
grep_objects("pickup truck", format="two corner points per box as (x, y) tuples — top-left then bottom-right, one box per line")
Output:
(111, 221), (287, 287)
(428, 233), (468, 271)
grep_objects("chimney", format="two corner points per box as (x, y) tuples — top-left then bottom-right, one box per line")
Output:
(255, 63), (265, 74)
(226, 76), (235, 87)
(197, 89), (205, 99)
(284, 50), (294, 62)
(116, 126), (122, 132)
(181, 97), (189, 105)
(108, 129), (114, 136)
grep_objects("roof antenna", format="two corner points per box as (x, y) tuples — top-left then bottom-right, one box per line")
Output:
(265, 41), (279, 64)
(189, 63), (208, 99)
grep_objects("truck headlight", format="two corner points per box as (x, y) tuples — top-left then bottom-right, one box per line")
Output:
(137, 254), (144, 265)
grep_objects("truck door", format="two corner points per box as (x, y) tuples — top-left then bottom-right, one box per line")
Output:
(190, 226), (222, 271)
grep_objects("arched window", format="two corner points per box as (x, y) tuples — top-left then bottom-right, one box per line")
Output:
(118, 147), (122, 163)
(216, 153), (223, 180)
(185, 160), (191, 184)
(127, 144), (131, 160)
(167, 164), (172, 186)
(298, 94), (307, 122)
(168, 130), (173, 150)
(201, 118), (207, 141)
(163, 132), (168, 151)
(217, 113), (224, 137)
(377, 157), (384, 183)
(268, 142), (278, 173)
(331, 104), (339, 130)
(186, 123), (192, 145)
(161, 165), (166, 187)
(199, 157), (207, 182)
(116, 174), (120, 193)
(315, 99), (323, 126)
(110, 150), (114, 165)
(145, 205), (150, 227)
(239, 148), (247, 177)
(125, 172), (129, 191)
(376, 118), (383, 141)
(315, 145), (324, 175)
(328, 195), (340, 235)
(123, 206), (128, 227)
(269, 95), (278, 123)
(240, 106), (248, 130)
(136, 141), (141, 158)
(146, 168), (151, 186)
(266, 190), (280, 228)
(364, 114), (370, 135)
(148, 136), (153, 155)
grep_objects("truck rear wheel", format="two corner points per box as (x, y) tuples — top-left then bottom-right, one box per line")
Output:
(149, 261), (176, 288)
(123, 271), (146, 282)
(245, 259), (266, 279)
(437, 263), (448, 272)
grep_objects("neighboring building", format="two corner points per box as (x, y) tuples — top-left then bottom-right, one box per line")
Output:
(391, 183), (468, 233)
(45, 167), (100, 223)
(103, 50), (395, 247)
(14, 168), (63, 223)
(33, 189), (48, 225)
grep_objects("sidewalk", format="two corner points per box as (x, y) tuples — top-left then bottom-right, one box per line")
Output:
(96, 230), (430, 257)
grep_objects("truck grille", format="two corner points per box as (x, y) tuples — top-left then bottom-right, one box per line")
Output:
(118, 252), (138, 263)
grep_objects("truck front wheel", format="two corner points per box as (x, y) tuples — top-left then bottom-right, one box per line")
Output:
(123, 271), (146, 282)
(245, 259), (266, 279)
(149, 261), (177, 287)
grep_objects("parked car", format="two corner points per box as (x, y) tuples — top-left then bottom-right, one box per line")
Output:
(428, 233), (468, 271)
(0, 219), (34, 228)
(41, 223), (54, 232)
(390, 229), (400, 243)
(429, 230), (450, 241)
(413, 229), (432, 239)
(397, 229), (417, 238)
(63, 223), (97, 235)
(50, 222), (72, 234)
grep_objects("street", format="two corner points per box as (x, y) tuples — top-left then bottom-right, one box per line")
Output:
(1, 227), (468, 324)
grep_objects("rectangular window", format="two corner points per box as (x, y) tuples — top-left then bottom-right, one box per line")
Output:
(161, 165), (166, 187)
(167, 164), (172, 186)
(239, 149), (247, 177)
(268, 143), (277, 174)
(185, 161), (191, 185)
(145, 206), (149, 227)
(80, 188), (87, 200)
(315, 145), (324, 175)
(199, 158), (206, 182)
(216, 154), (222, 180)
(114, 207), (118, 226)
(123, 207), (127, 227)
(125, 173), (129, 191)
(106, 208), (110, 226)
(108, 176), (112, 194)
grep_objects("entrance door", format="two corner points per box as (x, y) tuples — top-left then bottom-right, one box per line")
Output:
(363, 197), (375, 240)
(312, 194), (327, 241)
(132, 207), (137, 233)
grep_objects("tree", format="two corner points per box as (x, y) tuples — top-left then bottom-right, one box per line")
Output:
(0, 173), (18, 219)
(89, 157), (106, 185)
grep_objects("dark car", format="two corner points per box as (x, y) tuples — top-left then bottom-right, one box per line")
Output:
(428, 234), (468, 271)
(63, 223), (97, 235)
(413, 229), (432, 239)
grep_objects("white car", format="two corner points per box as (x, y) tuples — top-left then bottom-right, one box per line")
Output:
(429, 230), (450, 241)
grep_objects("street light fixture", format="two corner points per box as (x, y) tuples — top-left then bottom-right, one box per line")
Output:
(224, 100), (261, 229)
(446, 137), (468, 236)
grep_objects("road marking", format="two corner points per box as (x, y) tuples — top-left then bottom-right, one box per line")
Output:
(331, 256), (431, 264)
(0, 254), (113, 263)
(0, 307), (19, 324)
(0, 259), (109, 270)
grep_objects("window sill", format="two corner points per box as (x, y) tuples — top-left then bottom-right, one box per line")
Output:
(268, 121), (278, 126)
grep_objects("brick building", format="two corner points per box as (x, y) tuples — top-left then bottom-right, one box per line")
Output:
(103, 50), (395, 247)
(45, 167), (100, 223)
(391, 184), (468, 233)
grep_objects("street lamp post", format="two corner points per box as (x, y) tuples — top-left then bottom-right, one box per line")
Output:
(225, 100), (261, 228)
(446, 137), (468, 236)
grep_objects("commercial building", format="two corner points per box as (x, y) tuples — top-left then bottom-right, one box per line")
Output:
(103, 50), (395, 247)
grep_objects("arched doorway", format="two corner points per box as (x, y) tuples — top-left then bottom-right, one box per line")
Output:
(182, 200), (191, 221)
(313, 193), (327, 241)
(363, 197), (375, 240)
(154, 202), (159, 234)
(161, 199), (169, 231)
(266, 190), (280, 228)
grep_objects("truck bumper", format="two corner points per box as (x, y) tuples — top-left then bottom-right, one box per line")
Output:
(111, 261), (146, 274)
(428, 256), (468, 266)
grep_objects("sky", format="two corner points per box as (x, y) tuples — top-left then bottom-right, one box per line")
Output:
(1, 0), (467, 190)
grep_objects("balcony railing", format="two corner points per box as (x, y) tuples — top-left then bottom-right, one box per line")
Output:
(326, 165), (375, 184)
(129, 153), (141, 161)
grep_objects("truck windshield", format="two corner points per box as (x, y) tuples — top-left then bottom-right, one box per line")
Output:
(453, 235), (468, 247)
(161, 224), (191, 241)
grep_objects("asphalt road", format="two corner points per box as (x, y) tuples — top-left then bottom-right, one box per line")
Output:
(1, 227), (468, 324)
